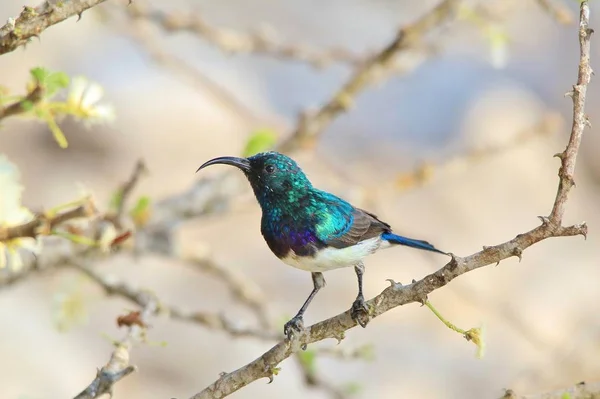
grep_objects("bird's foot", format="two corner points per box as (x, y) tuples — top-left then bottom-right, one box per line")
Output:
(283, 315), (305, 340)
(351, 296), (370, 328)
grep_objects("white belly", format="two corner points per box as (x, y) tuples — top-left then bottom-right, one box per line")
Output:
(281, 236), (390, 272)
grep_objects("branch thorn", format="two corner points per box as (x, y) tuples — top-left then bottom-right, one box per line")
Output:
(512, 247), (523, 262)
(537, 216), (550, 225)
(385, 278), (402, 289)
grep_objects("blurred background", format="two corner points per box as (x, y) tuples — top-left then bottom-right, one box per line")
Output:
(1, 0), (599, 398)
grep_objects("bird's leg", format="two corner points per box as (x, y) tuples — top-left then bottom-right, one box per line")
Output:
(284, 272), (326, 340)
(351, 262), (370, 328)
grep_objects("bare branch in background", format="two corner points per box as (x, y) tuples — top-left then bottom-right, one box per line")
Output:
(125, 1), (364, 69)
(72, 263), (157, 399)
(186, 2), (592, 397)
(394, 113), (563, 191)
(534, 0), (574, 25)
(70, 259), (278, 341)
(0, 0), (109, 56)
(503, 381), (600, 399)
(186, 254), (270, 329)
(279, 0), (463, 152)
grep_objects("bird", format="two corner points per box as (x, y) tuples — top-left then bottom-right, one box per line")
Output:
(197, 151), (448, 339)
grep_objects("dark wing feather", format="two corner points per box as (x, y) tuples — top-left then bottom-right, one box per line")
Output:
(325, 208), (391, 249)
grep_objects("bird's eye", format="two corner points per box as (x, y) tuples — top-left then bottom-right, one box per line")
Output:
(265, 164), (275, 174)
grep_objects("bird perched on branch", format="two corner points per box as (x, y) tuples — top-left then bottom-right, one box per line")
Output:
(197, 151), (448, 339)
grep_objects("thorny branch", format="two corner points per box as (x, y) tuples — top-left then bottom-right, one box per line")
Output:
(186, 2), (593, 398)
(0, 0), (109, 56)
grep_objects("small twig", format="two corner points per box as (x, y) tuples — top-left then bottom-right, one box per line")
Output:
(125, 1), (363, 69)
(0, 201), (96, 242)
(0, 0), (109, 56)
(0, 85), (44, 121)
(549, 2), (593, 224)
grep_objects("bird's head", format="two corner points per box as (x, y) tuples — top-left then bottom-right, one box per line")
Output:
(197, 151), (312, 206)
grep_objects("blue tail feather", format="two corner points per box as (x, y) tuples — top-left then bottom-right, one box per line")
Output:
(381, 232), (447, 255)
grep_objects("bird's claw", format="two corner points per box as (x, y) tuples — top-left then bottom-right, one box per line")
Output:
(351, 296), (370, 328)
(283, 316), (305, 340)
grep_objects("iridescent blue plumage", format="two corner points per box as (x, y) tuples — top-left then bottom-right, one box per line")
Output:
(196, 151), (448, 336)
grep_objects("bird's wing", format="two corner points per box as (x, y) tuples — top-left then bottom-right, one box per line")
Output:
(323, 207), (391, 249)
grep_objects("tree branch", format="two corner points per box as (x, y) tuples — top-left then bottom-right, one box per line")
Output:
(186, 2), (593, 398)
(0, 85), (44, 121)
(0, 0), (110, 56)
(0, 200), (96, 242)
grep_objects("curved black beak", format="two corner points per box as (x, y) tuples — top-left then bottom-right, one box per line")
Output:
(196, 156), (251, 173)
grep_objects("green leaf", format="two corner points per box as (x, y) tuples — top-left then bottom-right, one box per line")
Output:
(242, 129), (277, 157)
(20, 100), (34, 112)
(45, 71), (70, 96)
(297, 349), (317, 375)
(29, 67), (69, 97)
(131, 196), (151, 214)
(129, 195), (152, 227)
(30, 67), (49, 84)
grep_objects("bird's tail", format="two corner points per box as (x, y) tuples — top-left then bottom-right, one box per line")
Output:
(381, 232), (447, 255)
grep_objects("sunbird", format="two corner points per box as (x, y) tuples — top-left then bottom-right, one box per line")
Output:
(197, 151), (448, 339)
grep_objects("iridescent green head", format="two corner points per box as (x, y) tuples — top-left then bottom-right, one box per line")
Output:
(197, 151), (312, 207)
